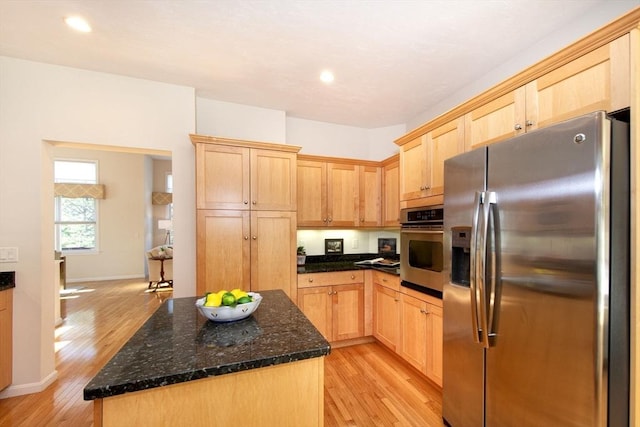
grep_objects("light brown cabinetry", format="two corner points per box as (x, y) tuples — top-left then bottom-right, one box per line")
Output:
(195, 141), (297, 211)
(381, 155), (400, 227)
(196, 210), (297, 300)
(297, 156), (381, 227)
(465, 34), (630, 150)
(297, 271), (364, 342)
(399, 117), (465, 208)
(372, 271), (400, 351)
(399, 291), (443, 387)
(192, 135), (300, 299)
(0, 288), (12, 391)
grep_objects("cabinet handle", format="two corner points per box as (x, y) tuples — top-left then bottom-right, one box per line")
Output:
(361, 218), (364, 222)
(394, 298), (399, 302)
(350, 274), (355, 279)
(425, 185), (431, 190)
(382, 278), (388, 282)
(328, 291), (333, 295)
(420, 308), (429, 315)
(244, 200), (249, 204)
(244, 236), (249, 240)
(420, 186), (425, 190)
(328, 217), (333, 223)
(252, 200), (257, 205)
(514, 123), (523, 131)
(526, 120), (534, 127)
(323, 218), (328, 223)
(309, 278), (314, 282)
(252, 236), (257, 240)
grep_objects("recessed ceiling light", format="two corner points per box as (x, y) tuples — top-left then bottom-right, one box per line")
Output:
(64, 16), (92, 33)
(320, 70), (334, 84)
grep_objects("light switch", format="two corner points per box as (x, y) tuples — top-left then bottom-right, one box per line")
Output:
(0, 247), (18, 263)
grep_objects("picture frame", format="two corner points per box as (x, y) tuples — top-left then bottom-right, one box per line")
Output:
(378, 238), (397, 256)
(324, 238), (344, 255)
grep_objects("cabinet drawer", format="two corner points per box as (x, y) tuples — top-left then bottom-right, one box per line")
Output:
(298, 270), (364, 288)
(372, 270), (400, 291)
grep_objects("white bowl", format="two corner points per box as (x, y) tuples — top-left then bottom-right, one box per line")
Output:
(195, 292), (262, 322)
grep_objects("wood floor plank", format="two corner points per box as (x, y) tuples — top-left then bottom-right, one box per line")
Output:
(0, 279), (444, 426)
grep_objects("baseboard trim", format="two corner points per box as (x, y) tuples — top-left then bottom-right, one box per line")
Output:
(66, 274), (145, 284)
(0, 370), (58, 399)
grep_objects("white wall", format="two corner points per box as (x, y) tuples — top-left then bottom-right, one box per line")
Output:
(0, 57), (195, 397)
(297, 229), (400, 256)
(196, 98), (287, 143)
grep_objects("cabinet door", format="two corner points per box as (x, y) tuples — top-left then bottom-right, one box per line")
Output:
(382, 158), (400, 227)
(250, 211), (297, 301)
(399, 135), (427, 202)
(373, 284), (400, 351)
(530, 33), (630, 129)
(196, 210), (250, 296)
(426, 117), (465, 196)
(332, 284), (364, 341)
(196, 144), (250, 210)
(251, 149), (297, 211)
(296, 160), (327, 227)
(399, 294), (428, 373)
(327, 163), (359, 227)
(298, 287), (332, 341)
(465, 86), (527, 151)
(358, 165), (381, 227)
(0, 290), (12, 391)
(425, 303), (443, 387)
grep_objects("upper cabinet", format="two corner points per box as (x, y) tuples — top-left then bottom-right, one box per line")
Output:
(399, 117), (465, 207)
(466, 33), (630, 150)
(382, 155), (400, 227)
(297, 155), (382, 227)
(194, 137), (298, 211)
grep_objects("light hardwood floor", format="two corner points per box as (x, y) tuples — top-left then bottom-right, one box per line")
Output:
(0, 279), (443, 426)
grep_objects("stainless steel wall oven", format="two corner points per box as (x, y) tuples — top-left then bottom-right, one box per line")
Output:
(400, 205), (444, 297)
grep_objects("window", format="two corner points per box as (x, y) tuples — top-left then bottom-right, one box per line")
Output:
(54, 160), (98, 252)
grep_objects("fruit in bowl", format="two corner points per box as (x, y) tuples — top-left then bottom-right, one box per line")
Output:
(195, 289), (262, 322)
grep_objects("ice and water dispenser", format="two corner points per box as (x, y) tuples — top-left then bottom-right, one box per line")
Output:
(451, 226), (471, 286)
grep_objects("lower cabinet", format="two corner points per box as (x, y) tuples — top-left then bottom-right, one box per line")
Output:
(373, 282), (400, 352)
(297, 271), (364, 342)
(0, 288), (13, 391)
(373, 271), (443, 387)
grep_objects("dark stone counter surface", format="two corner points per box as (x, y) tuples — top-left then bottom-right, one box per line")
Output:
(83, 289), (330, 400)
(0, 271), (16, 291)
(297, 254), (400, 276)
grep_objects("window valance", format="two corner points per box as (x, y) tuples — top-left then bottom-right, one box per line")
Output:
(54, 183), (105, 199)
(152, 192), (173, 205)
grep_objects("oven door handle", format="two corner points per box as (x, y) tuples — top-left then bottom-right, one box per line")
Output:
(470, 191), (483, 344)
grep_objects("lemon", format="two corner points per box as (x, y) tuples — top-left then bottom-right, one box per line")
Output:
(231, 288), (248, 299)
(204, 293), (222, 307)
(216, 289), (228, 298)
(221, 292), (236, 306)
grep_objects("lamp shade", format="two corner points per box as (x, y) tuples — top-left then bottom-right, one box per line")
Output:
(158, 219), (173, 231)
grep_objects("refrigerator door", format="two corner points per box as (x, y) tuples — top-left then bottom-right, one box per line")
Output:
(485, 112), (608, 426)
(442, 147), (486, 427)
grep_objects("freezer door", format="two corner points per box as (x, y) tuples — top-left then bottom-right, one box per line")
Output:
(442, 147), (486, 427)
(485, 112), (608, 427)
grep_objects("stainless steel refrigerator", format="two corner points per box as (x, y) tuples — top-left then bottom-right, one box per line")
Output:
(442, 111), (629, 427)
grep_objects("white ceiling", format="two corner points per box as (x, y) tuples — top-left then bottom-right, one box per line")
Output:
(0, 1), (632, 128)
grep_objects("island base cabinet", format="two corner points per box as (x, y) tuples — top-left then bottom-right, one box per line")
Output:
(94, 357), (325, 427)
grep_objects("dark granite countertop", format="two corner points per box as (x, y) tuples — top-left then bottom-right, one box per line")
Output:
(297, 254), (400, 276)
(83, 289), (330, 400)
(0, 271), (16, 291)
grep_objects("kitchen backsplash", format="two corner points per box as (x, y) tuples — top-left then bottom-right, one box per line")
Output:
(297, 229), (400, 256)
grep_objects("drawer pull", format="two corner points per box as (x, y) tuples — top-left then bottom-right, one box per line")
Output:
(308, 278), (313, 283)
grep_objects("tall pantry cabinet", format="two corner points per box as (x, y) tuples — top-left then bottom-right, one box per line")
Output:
(191, 135), (301, 300)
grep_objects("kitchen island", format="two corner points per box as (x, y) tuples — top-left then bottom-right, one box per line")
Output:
(84, 289), (330, 427)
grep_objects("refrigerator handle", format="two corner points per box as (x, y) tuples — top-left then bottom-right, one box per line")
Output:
(477, 191), (493, 349)
(470, 191), (483, 344)
(482, 191), (498, 348)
